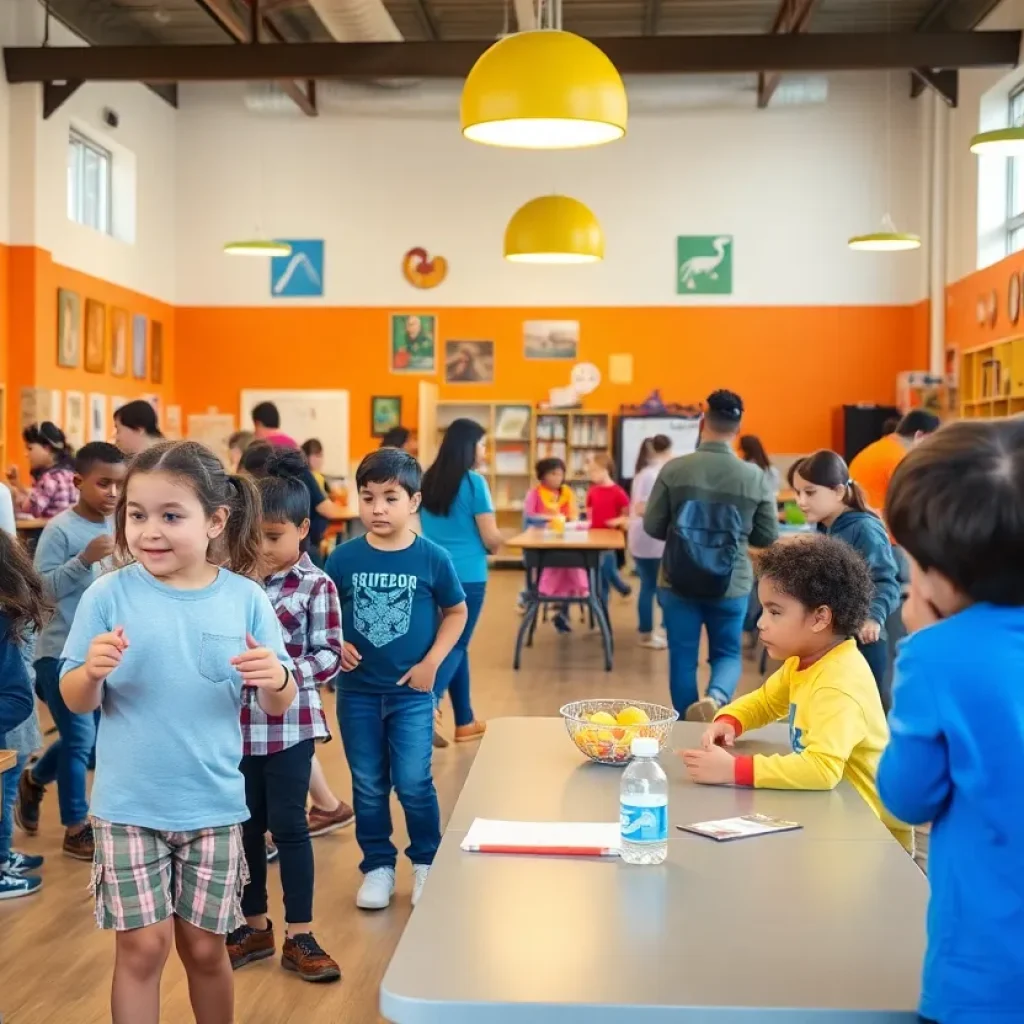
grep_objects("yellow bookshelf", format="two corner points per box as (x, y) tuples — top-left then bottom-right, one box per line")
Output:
(960, 337), (1024, 419)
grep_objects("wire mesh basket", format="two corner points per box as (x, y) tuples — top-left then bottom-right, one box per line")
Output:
(559, 699), (679, 766)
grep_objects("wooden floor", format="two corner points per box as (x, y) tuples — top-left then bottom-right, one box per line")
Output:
(0, 571), (764, 1023)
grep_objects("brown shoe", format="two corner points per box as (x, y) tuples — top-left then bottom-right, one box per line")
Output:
(307, 802), (355, 838)
(226, 921), (276, 970)
(63, 823), (94, 861)
(15, 769), (45, 835)
(433, 707), (449, 749)
(454, 720), (487, 743)
(282, 932), (342, 983)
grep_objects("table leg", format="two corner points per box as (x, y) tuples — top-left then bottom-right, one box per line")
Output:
(513, 600), (540, 671)
(587, 566), (613, 672)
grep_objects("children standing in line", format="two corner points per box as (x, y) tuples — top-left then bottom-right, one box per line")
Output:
(325, 448), (467, 910)
(0, 530), (48, 900)
(523, 458), (588, 634)
(682, 537), (911, 851)
(16, 443), (126, 860)
(585, 452), (631, 604)
(629, 435), (672, 649)
(59, 441), (296, 1024)
(789, 450), (901, 707)
(878, 419), (1024, 1023)
(7, 422), (78, 519)
(227, 448), (342, 983)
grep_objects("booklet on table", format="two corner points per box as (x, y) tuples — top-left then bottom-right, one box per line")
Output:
(677, 813), (802, 842)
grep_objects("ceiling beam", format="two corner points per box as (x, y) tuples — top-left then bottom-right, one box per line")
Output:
(912, 67), (959, 105)
(192, 0), (317, 116)
(412, 0), (442, 41)
(758, 0), (820, 109)
(4, 32), (1019, 83)
(643, 0), (661, 36)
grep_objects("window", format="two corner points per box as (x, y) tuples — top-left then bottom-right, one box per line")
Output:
(1007, 85), (1024, 254)
(67, 129), (112, 234)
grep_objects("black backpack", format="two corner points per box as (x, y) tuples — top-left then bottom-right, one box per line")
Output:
(664, 500), (743, 599)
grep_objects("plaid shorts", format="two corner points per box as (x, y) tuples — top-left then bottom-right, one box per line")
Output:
(91, 818), (248, 934)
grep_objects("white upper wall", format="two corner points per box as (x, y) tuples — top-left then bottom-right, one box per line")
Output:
(1, 0), (177, 302)
(175, 73), (929, 308)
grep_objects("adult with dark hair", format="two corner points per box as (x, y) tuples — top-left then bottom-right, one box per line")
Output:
(629, 435), (673, 649)
(379, 426), (418, 456)
(241, 442), (347, 566)
(252, 401), (298, 449)
(738, 434), (780, 499)
(419, 419), (501, 746)
(8, 422), (77, 519)
(848, 409), (941, 517)
(113, 400), (163, 456)
(644, 390), (779, 721)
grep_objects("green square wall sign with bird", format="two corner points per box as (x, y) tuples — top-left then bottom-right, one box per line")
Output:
(676, 235), (733, 295)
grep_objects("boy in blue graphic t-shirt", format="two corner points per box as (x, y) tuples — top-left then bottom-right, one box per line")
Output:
(325, 449), (467, 912)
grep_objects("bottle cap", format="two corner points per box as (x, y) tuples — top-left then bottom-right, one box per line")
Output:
(630, 737), (659, 758)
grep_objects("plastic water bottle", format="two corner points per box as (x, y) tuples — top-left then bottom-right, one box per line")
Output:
(619, 737), (668, 865)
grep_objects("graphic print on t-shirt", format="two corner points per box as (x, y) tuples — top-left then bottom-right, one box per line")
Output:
(352, 571), (418, 648)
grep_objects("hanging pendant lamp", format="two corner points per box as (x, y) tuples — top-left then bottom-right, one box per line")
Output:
(848, 214), (921, 252)
(970, 127), (1024, 156)
(504, 195), (604, 263)
(461, 30), (627, 149)
(223, 239), (292, 257)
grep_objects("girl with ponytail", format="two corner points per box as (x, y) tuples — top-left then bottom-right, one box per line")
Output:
(789, 449), (901, 703)
(8, 422), (78, 519)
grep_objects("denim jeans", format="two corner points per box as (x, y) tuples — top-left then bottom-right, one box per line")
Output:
(241, 739), (314, 924)
(338, 691), (440, 873)
(433, 581), (486, 728)
(31, 657), (96, 826)
(633, 557), (662, 635)
(0, 752), (28, 867)
(599, 552), (631, 606)
(659, 589), (748, 713)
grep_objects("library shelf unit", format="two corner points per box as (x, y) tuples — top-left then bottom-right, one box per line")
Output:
(534, 410), (613, 511)
(960, 337), (1024, 420)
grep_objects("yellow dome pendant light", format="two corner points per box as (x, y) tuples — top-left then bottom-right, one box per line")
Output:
(504, 195), (604, 263)
(848, 213), (921, 252)
(970, 127), (1024, 156)
(461, 0), (627, 149)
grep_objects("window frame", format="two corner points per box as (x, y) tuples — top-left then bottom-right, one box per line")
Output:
(67, 128), (113, 235)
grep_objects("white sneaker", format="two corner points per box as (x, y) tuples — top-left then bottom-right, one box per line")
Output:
(411, 864), (431, 907)
(639, 633), (668, 650)
(356, 867), (396, 910)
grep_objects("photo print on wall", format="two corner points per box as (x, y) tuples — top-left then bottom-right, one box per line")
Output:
(390, 313), (436, 373)
(57, 290), (80, 368)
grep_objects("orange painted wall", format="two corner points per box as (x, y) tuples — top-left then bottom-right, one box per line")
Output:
(176, 304), (926, 459)
(1, 246), (175, 472)
(946, 250), (1024, 354)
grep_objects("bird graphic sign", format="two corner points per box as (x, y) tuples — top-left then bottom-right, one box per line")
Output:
(676, 235), (733, 295)
(270, 240), (325, 298)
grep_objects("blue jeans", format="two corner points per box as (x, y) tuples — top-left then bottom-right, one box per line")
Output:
(659, 590), (748, 713)
(633, 557), (662, 635)
(599, 552), (631, 606)
(434, 581), (486, 728)
(338, 691), (440, 873)
(0, 752), (28, 867)
(31, 657), (96, 826)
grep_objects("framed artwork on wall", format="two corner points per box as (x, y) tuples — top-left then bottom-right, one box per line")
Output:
(445, 340), (494, 384)
(151, 321), (164, 384)
(132, 314), (147, 379)
(89, 393), (107, 442)
(390, 313), (436, 373)
(57, 289), (81, 368)
(1009, 273), (1021, 326)
(371, 396), (403, 438)
(523, 320), (579, 360)
(84, 300), (106, 373)
(65, 391), (86, 450)
(110, 308), (129, 377)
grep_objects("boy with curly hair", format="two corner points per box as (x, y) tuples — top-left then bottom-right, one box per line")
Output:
(681, 535), (911, 850)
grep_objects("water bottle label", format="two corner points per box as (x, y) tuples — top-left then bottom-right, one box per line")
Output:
(620, 800), (668, 844)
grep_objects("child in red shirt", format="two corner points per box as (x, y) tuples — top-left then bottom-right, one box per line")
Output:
(586, 454), (631, 605)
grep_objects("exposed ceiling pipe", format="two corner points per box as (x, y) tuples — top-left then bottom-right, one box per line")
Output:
(304, 0), (412, 87)
(243, 74), (829, 117)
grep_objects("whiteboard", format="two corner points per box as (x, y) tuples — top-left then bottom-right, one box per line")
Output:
(241, 389), (350, 477)
(620, 417), (701, 480)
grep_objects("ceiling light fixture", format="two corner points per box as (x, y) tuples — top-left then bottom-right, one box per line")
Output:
(969, 127), (1024, 156)
(504, 195), (604, 263)
(223, 239), (292, 257)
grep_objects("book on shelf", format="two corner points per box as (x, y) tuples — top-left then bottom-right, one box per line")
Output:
(495, 406), (530, 440)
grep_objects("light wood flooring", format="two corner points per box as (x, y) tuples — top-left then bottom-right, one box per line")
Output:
(0, 571), (765, 1023)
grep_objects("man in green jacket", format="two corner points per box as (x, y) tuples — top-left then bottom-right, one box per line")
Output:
(643, 390), (778, 720)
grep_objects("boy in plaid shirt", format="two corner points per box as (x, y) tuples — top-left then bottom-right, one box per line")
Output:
(227, 450), (343, 983)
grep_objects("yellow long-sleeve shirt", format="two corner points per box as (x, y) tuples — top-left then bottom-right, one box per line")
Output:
(716, 639), (912, 850)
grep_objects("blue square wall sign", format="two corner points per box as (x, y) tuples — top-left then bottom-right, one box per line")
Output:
(270, 239), (325, 298)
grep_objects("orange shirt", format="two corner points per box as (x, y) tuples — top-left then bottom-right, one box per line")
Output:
(848, 434), (906, 516)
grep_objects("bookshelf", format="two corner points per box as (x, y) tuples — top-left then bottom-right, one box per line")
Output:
(960, 337), (1024, 420)
(535, 410), (612, 509)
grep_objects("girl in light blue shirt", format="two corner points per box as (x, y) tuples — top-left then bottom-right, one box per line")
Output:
(60, 440), (295, 1024)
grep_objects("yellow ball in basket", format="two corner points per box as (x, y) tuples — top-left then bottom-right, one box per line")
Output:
(561, 700), (678, 765)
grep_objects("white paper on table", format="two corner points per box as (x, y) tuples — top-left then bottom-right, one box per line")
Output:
(461, 818), (620, 855)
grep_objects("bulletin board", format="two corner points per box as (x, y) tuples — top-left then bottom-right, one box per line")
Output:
(240, 389), (350, 476)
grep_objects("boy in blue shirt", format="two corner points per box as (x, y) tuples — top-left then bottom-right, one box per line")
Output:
(325, 448), (467, 911)
(878, 419), (1024, 1024)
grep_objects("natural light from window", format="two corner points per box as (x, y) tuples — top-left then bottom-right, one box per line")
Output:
(1007, 84), (1024, 255)
(67, 129), (112, 234)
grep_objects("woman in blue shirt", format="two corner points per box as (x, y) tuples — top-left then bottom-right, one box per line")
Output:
(420, 419), (504, 746)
